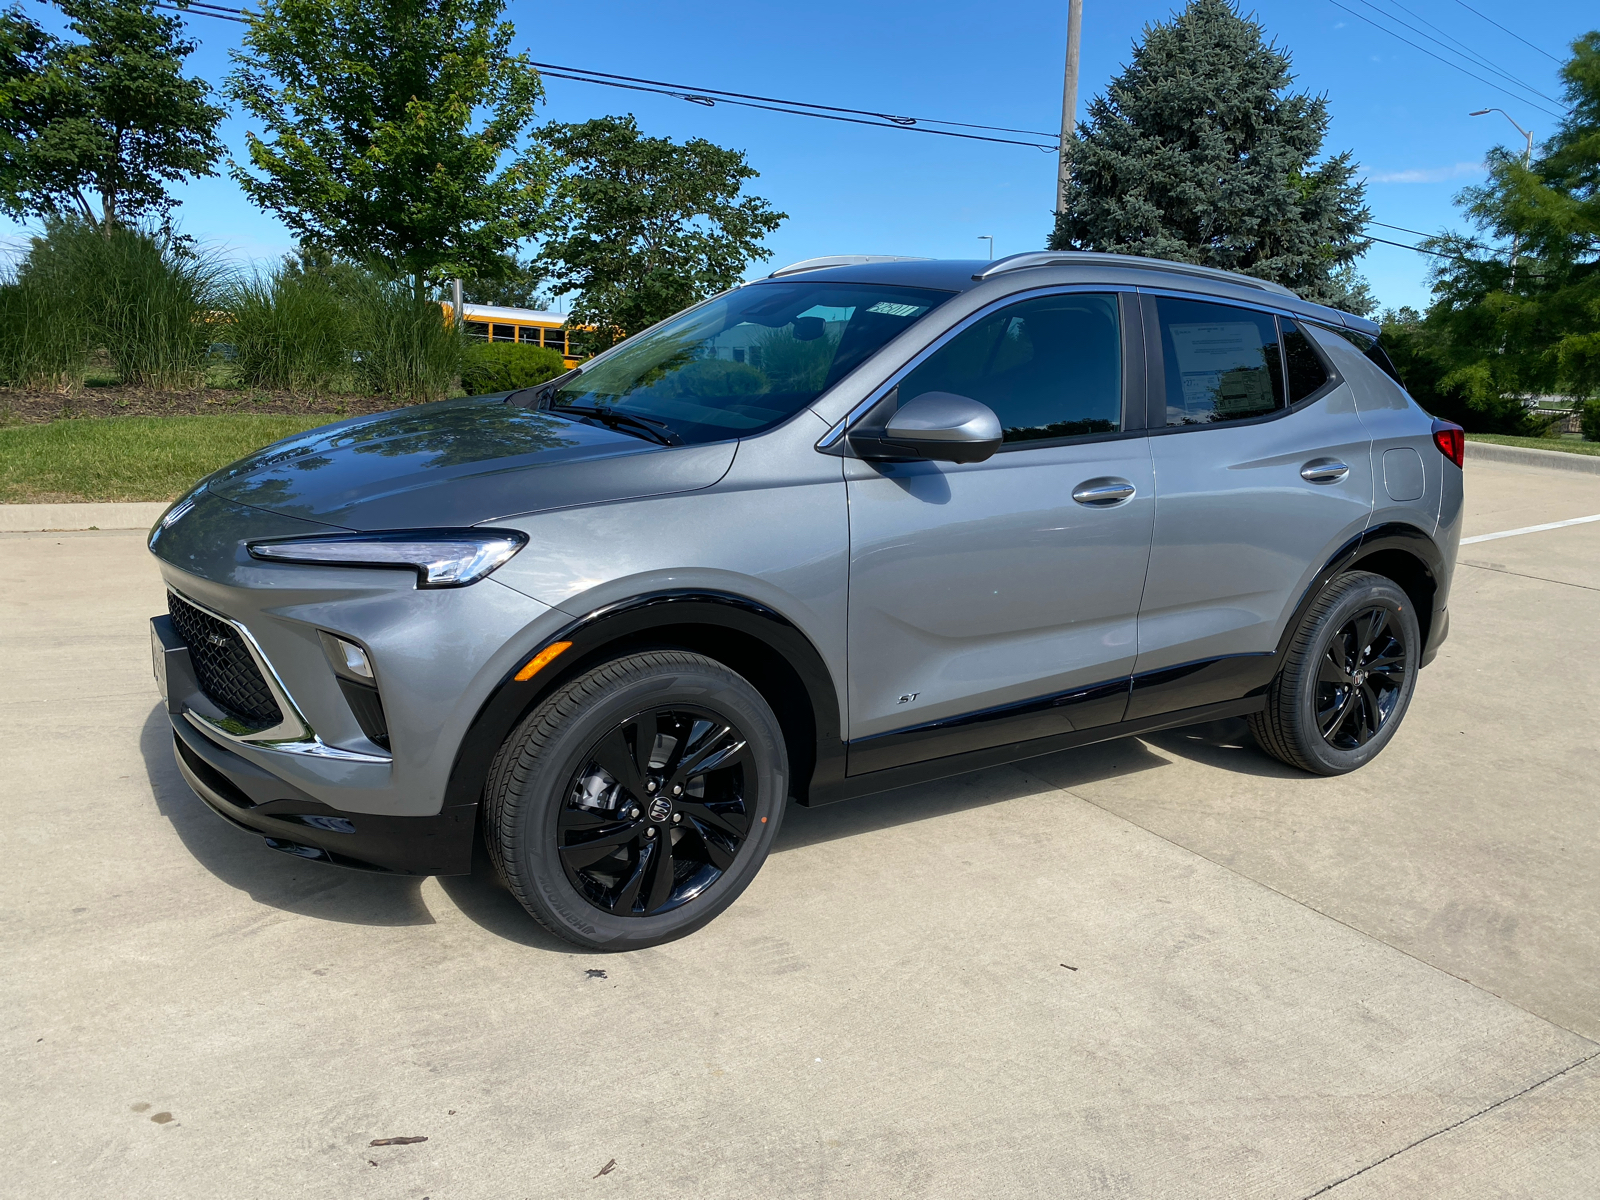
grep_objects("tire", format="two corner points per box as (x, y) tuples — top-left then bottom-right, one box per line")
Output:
(1248, 570), (1421, 776)
(483, 650), (788, 950)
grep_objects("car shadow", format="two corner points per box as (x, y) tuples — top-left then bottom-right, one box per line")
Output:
(434, 851), (592, 954)
(1138, 717), (1309, 780)
(775, 734), (1171, 853)
(140, 704), (436, 927)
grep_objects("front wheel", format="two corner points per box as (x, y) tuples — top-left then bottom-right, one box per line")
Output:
(483, 650), (788, 950)
(1249, 571), (1421, 775)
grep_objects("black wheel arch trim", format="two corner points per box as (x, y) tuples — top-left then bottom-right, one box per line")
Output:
(443, 590), (847, 815)
(1280, 521), (1447, 667)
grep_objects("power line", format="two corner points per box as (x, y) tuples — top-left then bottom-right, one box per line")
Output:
(152, 2), (1060, 150)
(1450, 0), (1565, 66)
(1325, 0), (1566, 120)
(529, 61), (1059, 139)
(1356, 0), (1565, 108)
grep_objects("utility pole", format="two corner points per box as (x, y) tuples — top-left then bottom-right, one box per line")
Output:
(451, 278), (464, 325)
(1057, 0), (1084, 217)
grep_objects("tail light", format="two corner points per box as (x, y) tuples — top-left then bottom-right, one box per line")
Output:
(1432, 420), (1465, 468)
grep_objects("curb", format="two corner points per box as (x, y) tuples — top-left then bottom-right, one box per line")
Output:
(1465, 440), (1600, 476)
(0, 501), (169, 532)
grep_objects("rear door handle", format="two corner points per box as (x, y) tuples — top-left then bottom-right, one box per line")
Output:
(1072, 477), (1136, 506)
(1300, 459), (1350, 484)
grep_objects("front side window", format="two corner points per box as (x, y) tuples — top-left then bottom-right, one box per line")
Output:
(550, 281), (954, 444)
(1156, 297), (1284, 425)
(897, 292), (1123, 444)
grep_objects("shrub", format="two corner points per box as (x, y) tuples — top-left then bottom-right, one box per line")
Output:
(1582, 398), (1600, 442)
(460, 341), (569, 394)
(0, 273), (84, 392)
(348, 274), (464, 402)
(224, 266), (354, 393)
(10, 220), (223, 391)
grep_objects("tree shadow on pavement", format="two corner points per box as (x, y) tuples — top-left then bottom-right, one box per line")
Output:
(139, 704), (436, 927)
(776, 735), (1171, 853)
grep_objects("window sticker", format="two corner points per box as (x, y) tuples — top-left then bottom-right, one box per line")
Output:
(1168, 321), (1274, 419)
(865, 301), (928, 317)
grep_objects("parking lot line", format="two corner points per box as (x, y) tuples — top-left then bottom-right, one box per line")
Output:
(1461, 513), (1600, 545)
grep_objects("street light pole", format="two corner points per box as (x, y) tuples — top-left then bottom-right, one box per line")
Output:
(978, 235), (994, 261)
(1469, 108), (1535, 284)
(1057, 0), (1084, 218)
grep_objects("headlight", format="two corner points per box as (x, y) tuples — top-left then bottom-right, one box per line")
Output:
(246, 529), (528, 587)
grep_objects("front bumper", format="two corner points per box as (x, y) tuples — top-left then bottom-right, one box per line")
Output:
(153, 608), (477, 876)
(170, 714), (476, 875)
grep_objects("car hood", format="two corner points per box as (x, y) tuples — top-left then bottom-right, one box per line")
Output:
(204, 396), (738, 530)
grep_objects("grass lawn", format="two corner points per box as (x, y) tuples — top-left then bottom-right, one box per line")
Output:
(0, 414), (332, 503)
(1467, 433), (1600, 457)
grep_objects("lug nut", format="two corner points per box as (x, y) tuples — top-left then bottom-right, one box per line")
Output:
(646, 827), (656, 838)
(646, 780), (657, 792)
(630, 807), (641, 818)
(672, 785), (682, 795)
(672, 813), (681, 824)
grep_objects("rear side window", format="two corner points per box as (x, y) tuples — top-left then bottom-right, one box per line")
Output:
(1324, 324), (1404, 386)
(491, 323), (515, 341)
(898, 292), (1123, 444)
(1155, 297), (1283, 425)
(1281, 320), (1330, 403)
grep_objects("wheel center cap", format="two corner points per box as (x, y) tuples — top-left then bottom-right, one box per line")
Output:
(1352, 668), (1368, 685)
(646, 795), (673, 824)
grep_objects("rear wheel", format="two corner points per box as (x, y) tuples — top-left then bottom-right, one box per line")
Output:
(1249, 571), (1420, 775)
(483, 650), (787, 950)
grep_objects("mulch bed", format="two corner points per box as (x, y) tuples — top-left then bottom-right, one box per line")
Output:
(0, 386), (415, 425)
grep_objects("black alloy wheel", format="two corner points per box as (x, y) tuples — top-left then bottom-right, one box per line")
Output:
(484, 650), (787, 950)
(1249, 570), (1421, 776)
(1315, 606), (1409, 750)
(558, 707), (755, 917)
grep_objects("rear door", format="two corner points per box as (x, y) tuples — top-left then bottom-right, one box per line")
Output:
(1129, 292), (1374, 720)
(844, 289), (1155, 773)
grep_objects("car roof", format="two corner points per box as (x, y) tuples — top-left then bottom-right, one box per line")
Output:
(754, 252), (1380, 335)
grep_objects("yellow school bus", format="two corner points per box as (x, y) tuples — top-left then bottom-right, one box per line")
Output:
(444, 303), (583, 369)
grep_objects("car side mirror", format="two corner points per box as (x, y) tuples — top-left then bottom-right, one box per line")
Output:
(848, 391), (1003, 464)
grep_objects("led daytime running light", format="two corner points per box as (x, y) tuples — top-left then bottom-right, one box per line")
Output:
(247, 529), (528, 587)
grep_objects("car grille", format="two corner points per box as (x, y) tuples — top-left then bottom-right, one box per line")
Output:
(167, 592), (284, 728)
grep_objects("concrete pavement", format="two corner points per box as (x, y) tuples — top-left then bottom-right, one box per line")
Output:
(2, 461), (1597, 1198)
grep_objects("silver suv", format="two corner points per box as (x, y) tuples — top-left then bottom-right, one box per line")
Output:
(149, 252), (1464, 949)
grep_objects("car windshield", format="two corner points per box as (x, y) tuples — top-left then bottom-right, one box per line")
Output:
(549, 281), (955, 444)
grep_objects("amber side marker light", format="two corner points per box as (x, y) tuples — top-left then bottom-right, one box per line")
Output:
(515, 641), (572, 682)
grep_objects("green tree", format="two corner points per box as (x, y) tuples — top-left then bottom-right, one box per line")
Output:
(1049, 0), (1372, 312)
(538, 115), (785, 348)
(227, 0), (553, 297)
(0, 0), (223, 231)
(1415, 32), (1600, 423)
(462, 254), (549, 309)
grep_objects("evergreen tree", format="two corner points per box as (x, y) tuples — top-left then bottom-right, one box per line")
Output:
(1415, 31), (1600, 424)
(0, 0), (224, 231)
(1049, 0), (1371, 312)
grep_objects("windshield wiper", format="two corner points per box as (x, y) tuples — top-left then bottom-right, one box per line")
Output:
(554, 403), (682, 446)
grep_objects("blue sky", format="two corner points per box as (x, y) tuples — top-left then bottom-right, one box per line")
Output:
(3, 0), (1590, 312)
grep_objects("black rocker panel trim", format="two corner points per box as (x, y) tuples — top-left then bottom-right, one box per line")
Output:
(442, 590), (847, 814)
(1123, 653), (1276, 723)
(847, 678), (1129, 776)
(812, 696), (1265, 806)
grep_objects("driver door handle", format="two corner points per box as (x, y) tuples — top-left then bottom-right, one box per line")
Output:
(1072, 478), (1137, 506)
(1300, 459), (1350, 484)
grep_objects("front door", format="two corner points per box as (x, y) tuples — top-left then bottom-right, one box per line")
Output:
(1129, 293), (1375, 720)
(844, 290), (1155, 774)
